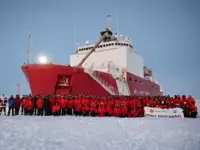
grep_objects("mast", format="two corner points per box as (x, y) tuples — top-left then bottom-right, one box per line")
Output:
(116, 12), (119, 36)
(106, 15), (111, 30)
(17, 84), (20, 96)
(27, 30), (31, 64)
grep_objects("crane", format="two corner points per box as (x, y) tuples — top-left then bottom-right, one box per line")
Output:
(76, 29), (110, 68)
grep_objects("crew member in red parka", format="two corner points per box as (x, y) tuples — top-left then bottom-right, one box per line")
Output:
(137, 99), (144, 117)
(81, 97), (90, 116)
(66, 96), (73, 115)
(22, 96), (29, 115)
(74, 97), (81, 116)
(80, 96), (87, 116)
(89, 99), (98, 116)
(128, 98), (139, 117)
(59, 96), (66, 116)
(168, 97), (175, 109)
(105, 99), (113, 117)
(37, 96), (44, 116)
(98, 101), (105, 117)
(113, 103), (121, 117)
(52, 103), (57, 116)
(175, 95), (183, 108)
(27, 97), (34, 115)
(52, 103), (61, 116)
(49, 95), (56, 115)
(15, 95), (21, 115)
(190, 105), (198, 118)
(120, 100), (128, 117)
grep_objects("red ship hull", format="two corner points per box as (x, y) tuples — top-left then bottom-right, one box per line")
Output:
(21, 64), (163, 96)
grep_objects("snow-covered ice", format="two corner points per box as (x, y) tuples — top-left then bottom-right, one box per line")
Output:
(0, 101), (200, 150)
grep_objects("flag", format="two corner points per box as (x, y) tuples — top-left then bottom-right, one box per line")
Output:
(107, 15), (111, 20)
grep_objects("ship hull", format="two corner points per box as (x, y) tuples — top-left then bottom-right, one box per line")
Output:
(21, 64), (162, 96)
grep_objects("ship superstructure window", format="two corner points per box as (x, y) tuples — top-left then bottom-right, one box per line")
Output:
(114, 43), (131, 47)
(128, 77), (132, 81)
(77, 42), (132, 52)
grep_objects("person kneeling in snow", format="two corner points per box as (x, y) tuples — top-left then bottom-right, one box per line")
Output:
(52, 103), (61, 116)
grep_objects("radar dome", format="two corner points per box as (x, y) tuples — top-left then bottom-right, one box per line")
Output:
(85, 40), (90, 45)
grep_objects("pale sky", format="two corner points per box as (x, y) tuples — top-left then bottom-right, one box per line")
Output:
(0, 0), (199, 99)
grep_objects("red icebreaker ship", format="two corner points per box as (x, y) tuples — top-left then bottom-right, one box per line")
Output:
(21, 25), (163, 97)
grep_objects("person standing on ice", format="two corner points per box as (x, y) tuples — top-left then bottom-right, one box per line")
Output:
(43, 96), (50, 116)
(66, 96), (73, 115)
(89, 100), (98, 117)
(32, 96), (37, 115)
(20, 95), (25, 115)
(27, 97), (34, 115)
(8, 95), (16, 116)
(98, 102), (106, 117)
(14, 95), (21, 115)
(59, 95), (66, 116)
(37, 96), (44, 116)
(0, 94), (7, 115)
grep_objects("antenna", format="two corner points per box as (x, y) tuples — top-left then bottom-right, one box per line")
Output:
(73, 25), (76, 51)
(116, 12), (119, 36)
(27, 29), (31, 64)
(106, 15), (111, 29)
(17, 84), (20, 96)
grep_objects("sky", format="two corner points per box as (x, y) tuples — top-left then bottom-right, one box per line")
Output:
(0, 0), (199, 99)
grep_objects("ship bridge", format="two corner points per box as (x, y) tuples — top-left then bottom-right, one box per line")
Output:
(75, 28), (133, 54)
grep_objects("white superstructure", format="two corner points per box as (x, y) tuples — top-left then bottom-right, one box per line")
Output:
(70, 33), (144, 79)
(70, 27), (161, 96)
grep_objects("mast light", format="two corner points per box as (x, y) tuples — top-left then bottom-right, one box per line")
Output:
(38, 56), (49, 64)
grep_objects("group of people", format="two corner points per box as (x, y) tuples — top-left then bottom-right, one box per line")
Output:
(0, 94), (198, 118)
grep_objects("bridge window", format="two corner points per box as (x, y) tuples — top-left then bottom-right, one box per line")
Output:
(128, 77), (132, 82)
(135, 79), (137, 83)
(109, 44), (111, 46)
(99, 45), (102, 48)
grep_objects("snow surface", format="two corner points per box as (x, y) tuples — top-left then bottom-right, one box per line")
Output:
(0, 101), (200, 150)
